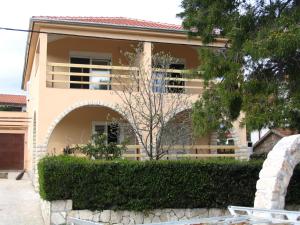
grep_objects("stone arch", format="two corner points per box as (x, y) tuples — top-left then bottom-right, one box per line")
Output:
(164, 107), (192, 125)
(164, 107), (242, 147)
(162, 108), (193, 145)
(43, 100), (136, 148)
(254, 134), (300, 209)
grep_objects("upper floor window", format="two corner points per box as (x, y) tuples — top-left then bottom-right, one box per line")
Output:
(70, 56), (111, 90)
(70, 57), (89, 89)
(152, 63), (185, 93)
(167, 64), (185, 93)
(90, 59), (111, 90)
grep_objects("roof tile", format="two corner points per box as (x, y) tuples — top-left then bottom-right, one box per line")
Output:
(32, 16), (183, 31)
(274, 128), (297, 137)
(0, 94), (26, 105)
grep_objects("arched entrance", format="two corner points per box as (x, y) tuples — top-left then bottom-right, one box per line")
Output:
(161, 109), (211, 156)
(254, 134), (300, 209)
(44, 102), (137, 155)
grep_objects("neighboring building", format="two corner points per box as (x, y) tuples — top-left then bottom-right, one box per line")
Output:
(0, 94), (29, 170)
(0, 94), (27, 111)
(253, 128), (297, 154)
(21, 16), (247, 184)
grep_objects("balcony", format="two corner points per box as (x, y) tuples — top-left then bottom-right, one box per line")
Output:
(46, 62), (204, 95)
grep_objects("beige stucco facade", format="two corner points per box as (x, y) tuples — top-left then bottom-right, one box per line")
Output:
(23, 19), (247, 184)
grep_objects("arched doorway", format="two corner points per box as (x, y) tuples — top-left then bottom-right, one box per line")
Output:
(160, 109), (211, 156)
(46, 105), (137, 156)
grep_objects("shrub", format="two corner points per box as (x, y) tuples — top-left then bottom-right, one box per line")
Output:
(38, 156), (300, 211)
(67, 134), (127, 160)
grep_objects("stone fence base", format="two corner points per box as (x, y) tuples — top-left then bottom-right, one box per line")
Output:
(41, 199), (73, 225)
(40, 199), (230, 225)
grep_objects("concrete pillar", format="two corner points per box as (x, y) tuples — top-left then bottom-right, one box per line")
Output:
(142, 42), (152, 80)
(232, 112), (247, 147)
(231, 112), (250, 160)
(139, 42), (153, 160)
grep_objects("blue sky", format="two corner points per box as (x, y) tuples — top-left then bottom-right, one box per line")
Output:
(0, 0), (183, 95)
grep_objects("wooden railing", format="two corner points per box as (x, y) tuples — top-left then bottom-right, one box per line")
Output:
(47, 62), (137, 87)
(68, 144), (249, 160)
(47, 62), (204, 94)
(122, 145), (249, 159)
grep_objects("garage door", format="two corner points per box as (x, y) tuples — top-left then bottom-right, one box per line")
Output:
(0, 134), (24, 170)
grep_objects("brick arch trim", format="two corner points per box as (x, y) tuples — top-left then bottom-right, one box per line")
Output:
(254, 134), (300, 209)
(43, 100), (135, 147)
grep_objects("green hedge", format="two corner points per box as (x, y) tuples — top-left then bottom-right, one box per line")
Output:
(38, 156), (300, 211)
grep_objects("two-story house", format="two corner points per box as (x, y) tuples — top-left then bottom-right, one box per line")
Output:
(22, 16), (247, 185)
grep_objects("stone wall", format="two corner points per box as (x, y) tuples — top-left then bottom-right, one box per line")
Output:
(235, 146), (251, 160)
(41, 199), (72, 225)
(41, 199), (230, 225)
(68, 208), (229, 225)
(40, 200), (50, 225)
(254, 133), (282, 154)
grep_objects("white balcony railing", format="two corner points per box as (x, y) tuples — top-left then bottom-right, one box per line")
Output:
(47, 62), (204, 94)
(67, 144), (249, 160)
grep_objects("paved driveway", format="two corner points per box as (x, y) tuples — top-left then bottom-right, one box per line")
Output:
(0, 173), (45, 225)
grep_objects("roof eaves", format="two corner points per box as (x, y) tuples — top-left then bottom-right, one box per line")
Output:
(0, 102), (26, 106)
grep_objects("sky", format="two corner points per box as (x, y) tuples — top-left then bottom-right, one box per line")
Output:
(0, 0), (183, 95)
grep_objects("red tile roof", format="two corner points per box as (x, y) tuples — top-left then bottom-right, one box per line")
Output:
(32, 16), (183, 31)
(0, 94), (26, 105)
(274, 128), (297, 137)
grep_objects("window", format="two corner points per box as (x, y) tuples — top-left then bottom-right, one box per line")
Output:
(152, 71), (166, 93)
(152, 63), (185, 93)
(92, 122), (120, 144)
(90, 59), (111, 90)
(107, 123), (119, 143)
(227, 139), (235, 145)
(70, 57), (90, 89)
(167, 64), (185, 93)
(70, 56), (111, 90)
(94, 124), (106, 135)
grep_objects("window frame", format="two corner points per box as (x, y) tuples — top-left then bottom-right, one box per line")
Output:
(92, 121), (124, 144)
(69, 51), (112, 90)
(152, 61), (186, 93)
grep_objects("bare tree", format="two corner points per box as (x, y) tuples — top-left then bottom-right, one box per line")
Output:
(113, 45), (195, 160)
